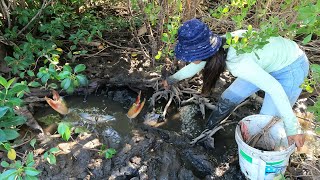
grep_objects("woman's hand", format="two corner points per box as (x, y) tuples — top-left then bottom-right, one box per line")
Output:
(287, 134), (305, 151)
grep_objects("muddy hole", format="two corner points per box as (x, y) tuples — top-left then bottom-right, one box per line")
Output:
(27, 88), (247, 179)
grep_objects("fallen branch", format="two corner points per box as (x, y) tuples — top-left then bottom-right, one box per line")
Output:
(190, 99), (250, 146)
(246, 117), (280, 148)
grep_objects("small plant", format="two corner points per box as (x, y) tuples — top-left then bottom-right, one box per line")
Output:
(57, 122), (72, 141)
(34, 63), (88, 94)
(43, 147), (60, 165)
(305, 64), (320, 125)
(0, 152), (41, 180)
(0, 77), (28, 143)
(98, 145), (117, 159)
(223, 24), (278, 56)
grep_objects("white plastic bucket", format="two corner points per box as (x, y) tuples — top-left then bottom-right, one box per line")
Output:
(235, 115), (296, 180)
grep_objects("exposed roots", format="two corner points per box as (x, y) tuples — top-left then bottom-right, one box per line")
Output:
(150, 78), (217, 119)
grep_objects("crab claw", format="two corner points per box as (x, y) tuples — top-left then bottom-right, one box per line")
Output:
(127, 91), (145, 119)
(45, 90), (69, 115)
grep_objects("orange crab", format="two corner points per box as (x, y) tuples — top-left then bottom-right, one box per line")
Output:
(45, 90), (69, 115)
(127, 91), (145, 119)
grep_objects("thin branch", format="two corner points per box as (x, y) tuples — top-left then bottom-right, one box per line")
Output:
(1, 0), (11, 28)
(127, 0), (150, 59)
(17, 0), (52, 36)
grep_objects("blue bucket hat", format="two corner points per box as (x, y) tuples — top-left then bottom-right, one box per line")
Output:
(175, 19), (222, 62)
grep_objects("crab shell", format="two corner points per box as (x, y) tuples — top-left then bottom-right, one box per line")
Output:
(45, 90), (69, 115)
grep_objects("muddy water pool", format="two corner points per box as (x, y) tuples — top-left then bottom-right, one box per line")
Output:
(34, 91), (241, 178)
(36, 92), (238, 155)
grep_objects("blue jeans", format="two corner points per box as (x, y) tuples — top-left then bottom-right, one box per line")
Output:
(221, 54), (309, 116)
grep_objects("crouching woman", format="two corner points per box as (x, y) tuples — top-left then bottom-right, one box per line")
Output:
(163, 19), (309, 149)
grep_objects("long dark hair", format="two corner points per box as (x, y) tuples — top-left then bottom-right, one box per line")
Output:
(202, 39), (227, 95)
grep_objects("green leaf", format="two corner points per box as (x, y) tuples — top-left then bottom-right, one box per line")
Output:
(0, 76), (8, 87)
(161, 33), (169, 43)
(47, 153), (56, 165)
(1, 161), (9, 168)
(9, 84), (27, 95)
(48, 83), (58, 89)
(43, 152), (48, 159)
(5, 78), (15, 90)
(247, 24), (253, 32)
(76, 75), (88, 86)
(62, 127), (71, 141)
(58, 122), (71, 141)
(15, 160), (23, 168)
(0, 129), (6, 142)
(305, 85), (314, 93)
(26, 33), (33, 42)
(315, 127), (320, 135)
(0, 106), (9, 118)
(74, 64), (86, 73)
(49, 147), (59, 153)
(302, 34), (312, 45)
(27, 70), (35, 77)
(58, 71), (71, 79)
(105, 148), (116, 159)
(30, 139), (36, 148)
(24, 167), (41, 176)
(63, 65), (72, 72)
(66, 86), (74, 94)
(61, 78), (71, 90)
(311, 64), (320, 73)
(3, 129), (20, 140)
(155, 51), (162, 60)
(70, 45), (77, 51)
(19, 72), (25, 78)
(36, 71), (44, 78)
(41, 73), (50, 84)
(0, 116), (26, 128)
(26, 152), (35, 167)
(28, 81), (42, 88)
(0, 169), (17, 179)
(222, 7), (229, 13)
(25, 175), (38, 180)
(7, 98), (23, 106)
(3, 143), (11, 150)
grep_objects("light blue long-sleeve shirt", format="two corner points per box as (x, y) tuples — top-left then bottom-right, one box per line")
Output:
(169, 36), (304, 136)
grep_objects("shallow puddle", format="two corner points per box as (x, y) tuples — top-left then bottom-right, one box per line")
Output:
(34, 92), (241, 178)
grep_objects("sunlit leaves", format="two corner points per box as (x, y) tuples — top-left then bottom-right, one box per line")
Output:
(302, 34), (313, 45)
(0, 152), (40, 180)
(58, 122), (71, 141)
(74, 64), (86, 73)
(43, 147), (59, 165)
(7, 149), (17, 160)
(105, 148), (116, 159)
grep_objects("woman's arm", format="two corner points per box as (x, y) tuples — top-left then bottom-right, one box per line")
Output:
(227, 57), (302, 136)
(166, 61), (206, 84)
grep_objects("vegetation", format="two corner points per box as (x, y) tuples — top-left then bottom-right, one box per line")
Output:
(0, 0), (319, 179)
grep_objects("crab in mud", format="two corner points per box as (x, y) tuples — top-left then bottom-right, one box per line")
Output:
(127, 91), (146, 119)
(45, 90), (69, 115)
